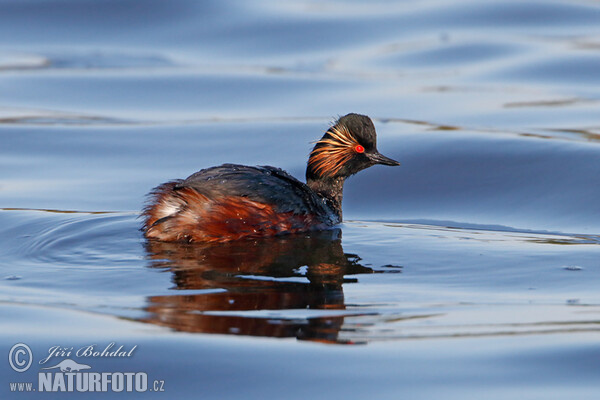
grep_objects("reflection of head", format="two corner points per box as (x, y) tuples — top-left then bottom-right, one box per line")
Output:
(142, 230), (374, 344)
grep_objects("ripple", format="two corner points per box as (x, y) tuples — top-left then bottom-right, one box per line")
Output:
(0, 50), (177, 72)
(0, 209), (141, 267)
(47, 51), (175, 70)
(337, 304), (600, 342)
(0, 107), (135, 126)
(496, 54), (600, 85)
(383, 41), (523, 68)
(0, 53), (49, 71)
(504, 98), (597, 109)
(346, 220), (600, 246)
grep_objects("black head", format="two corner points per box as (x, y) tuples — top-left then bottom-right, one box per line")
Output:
(306, 113), (400, 181)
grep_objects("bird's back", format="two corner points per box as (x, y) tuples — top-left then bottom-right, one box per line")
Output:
(143, 164), (339, 242)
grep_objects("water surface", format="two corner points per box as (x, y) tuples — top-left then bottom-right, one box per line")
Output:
(1, 0), (600, 399)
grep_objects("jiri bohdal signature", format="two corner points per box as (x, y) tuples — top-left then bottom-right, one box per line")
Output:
(39, 343), (137, 365)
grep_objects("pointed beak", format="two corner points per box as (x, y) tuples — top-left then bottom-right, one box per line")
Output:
(368, 152), (401, 166)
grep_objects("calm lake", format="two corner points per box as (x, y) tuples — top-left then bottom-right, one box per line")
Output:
(1, 0), (599, 399)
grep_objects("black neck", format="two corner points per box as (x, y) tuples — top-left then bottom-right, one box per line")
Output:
(306, 176), (346, 220)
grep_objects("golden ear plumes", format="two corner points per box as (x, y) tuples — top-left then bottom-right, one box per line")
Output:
(309, 124), (360, 178)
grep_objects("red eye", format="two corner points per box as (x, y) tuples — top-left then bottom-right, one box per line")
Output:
(355, 145), (365, 153)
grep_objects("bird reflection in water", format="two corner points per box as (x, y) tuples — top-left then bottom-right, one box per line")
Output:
(142, 230), (384, 344)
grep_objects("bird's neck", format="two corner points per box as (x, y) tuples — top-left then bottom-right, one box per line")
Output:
(307, 176), (346, 220)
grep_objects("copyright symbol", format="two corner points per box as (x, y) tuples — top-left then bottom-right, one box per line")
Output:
(8, 343), (33, 372)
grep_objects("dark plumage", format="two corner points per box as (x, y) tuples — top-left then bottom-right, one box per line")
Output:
(142, 113), (400, 242)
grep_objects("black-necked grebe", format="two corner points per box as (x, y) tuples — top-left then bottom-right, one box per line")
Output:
(142, 113), (400, 242)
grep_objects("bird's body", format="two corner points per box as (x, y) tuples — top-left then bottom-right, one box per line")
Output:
(142, 113), (399, 242)
(143, 164), (338, 242)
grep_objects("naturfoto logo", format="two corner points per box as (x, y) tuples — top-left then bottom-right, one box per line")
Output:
(8, 342), (165, 394)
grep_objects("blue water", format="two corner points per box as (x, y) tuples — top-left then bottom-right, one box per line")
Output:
(1, 0), (600, 399)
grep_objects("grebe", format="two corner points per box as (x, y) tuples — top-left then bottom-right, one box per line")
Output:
(142, 113), (400, 242)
